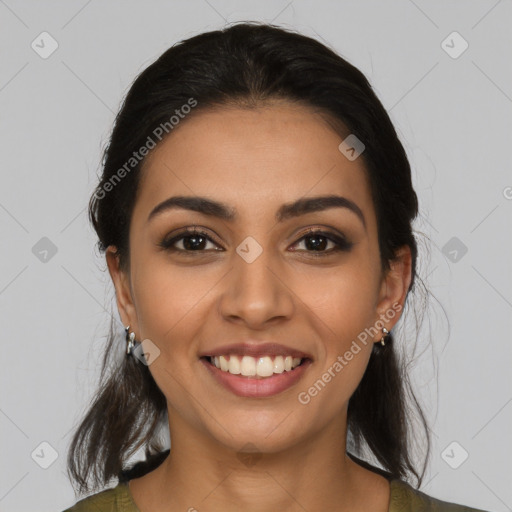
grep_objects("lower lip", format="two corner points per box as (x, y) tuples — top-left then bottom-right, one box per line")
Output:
(201, 357), (312, 398)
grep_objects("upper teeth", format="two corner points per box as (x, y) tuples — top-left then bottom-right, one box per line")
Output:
(210, 355), (302, 377)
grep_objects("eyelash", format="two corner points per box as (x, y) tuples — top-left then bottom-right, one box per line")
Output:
(158, 226), (353, 257)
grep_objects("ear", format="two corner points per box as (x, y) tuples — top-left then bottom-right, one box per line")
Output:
(106, 246), (139, 334)
(374, 245), (412, 338)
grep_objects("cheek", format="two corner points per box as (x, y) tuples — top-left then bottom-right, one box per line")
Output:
(291, 263), (379, 409)
(130, 263), (208, 412)
(131, 260), (213, 342)
(294, 265), (380, 345)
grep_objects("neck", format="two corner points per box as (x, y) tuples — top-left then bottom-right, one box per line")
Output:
(133, 409), (390, 512)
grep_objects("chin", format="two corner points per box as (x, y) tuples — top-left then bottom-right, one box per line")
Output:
(204, 412), (308, 455)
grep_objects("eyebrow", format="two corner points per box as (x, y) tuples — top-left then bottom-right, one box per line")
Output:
(147, 194), (366, 230)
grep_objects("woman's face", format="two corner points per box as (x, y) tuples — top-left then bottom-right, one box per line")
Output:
(108, 101), (409, 454)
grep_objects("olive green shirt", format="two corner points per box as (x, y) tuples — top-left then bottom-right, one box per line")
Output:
(63, 478), (490, 511)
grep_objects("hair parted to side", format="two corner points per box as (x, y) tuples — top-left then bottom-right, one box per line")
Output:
(67, 21), (431, 496)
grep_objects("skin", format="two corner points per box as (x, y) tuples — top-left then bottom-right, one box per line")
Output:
(106, 101), (412, 512)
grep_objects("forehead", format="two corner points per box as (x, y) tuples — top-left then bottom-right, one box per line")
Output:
(134, 102), (375, 226)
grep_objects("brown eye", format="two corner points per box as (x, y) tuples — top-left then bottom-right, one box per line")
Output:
(291, 230), (353, 255)
(159, 228), (223, 253)
(158, 227), (353, 257)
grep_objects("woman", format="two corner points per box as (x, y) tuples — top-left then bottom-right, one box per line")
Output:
(63, 22), (491, 512)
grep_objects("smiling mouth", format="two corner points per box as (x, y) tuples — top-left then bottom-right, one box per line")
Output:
(201, 354), (311, 379)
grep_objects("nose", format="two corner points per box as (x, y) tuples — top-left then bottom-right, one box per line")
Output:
(219, 243), (295, 329)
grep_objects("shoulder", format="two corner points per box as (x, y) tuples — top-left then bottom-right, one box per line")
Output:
(61, 482), (139, 512)
(389, 478), (492, 512)
(62, 450), (169, 512)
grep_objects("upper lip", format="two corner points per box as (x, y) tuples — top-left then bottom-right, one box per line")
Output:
(199, 342), (313, 360)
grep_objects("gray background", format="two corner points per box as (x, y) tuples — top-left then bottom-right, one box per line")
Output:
(1, 1), (511, 511)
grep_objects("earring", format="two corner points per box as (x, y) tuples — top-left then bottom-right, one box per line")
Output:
(379, 327), (390, 346)
(125, 325), (139, 356)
